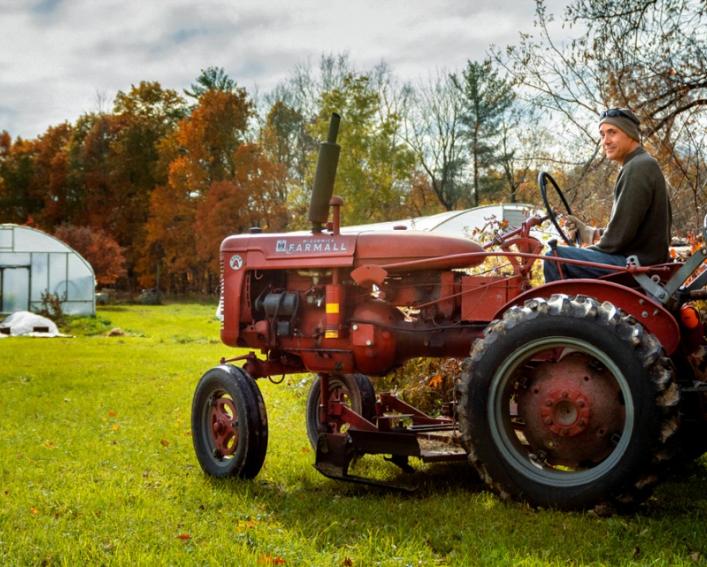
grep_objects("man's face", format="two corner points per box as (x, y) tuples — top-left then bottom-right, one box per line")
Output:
(599, 123), (639, 163)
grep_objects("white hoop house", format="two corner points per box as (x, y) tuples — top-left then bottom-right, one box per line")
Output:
(0, 224), (95, 316)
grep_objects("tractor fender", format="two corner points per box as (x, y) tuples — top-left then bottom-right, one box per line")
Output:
(494, 279), (680, 355)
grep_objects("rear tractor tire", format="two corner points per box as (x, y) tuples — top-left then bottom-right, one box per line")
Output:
(458, 294), (679, 510)
(306, 373), (376, 449)
(192, 365), (268, 479)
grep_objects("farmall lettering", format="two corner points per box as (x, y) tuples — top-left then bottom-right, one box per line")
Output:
(275, 238), (348, 255)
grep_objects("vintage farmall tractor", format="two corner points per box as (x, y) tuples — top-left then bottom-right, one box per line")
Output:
(191, 113), (707, 510)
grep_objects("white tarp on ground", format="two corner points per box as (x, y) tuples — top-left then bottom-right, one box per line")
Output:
(0, 311), (59, 337)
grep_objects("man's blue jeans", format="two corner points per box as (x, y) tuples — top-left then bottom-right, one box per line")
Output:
(544, 245), (627, 282)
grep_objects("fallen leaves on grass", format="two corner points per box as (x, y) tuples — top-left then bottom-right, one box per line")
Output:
(258, 555), (286, 565)
(160, 439), (170, 447)
(236, 518), (259, 530)
(177, 533), (191, 541)
(108, 409), (117, 417)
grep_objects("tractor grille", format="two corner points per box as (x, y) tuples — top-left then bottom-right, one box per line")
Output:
(218, 256), (224, 329)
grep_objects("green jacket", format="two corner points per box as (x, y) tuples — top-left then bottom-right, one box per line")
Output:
(590, 146), (671, 265)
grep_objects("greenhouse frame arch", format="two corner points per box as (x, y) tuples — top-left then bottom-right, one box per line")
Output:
(0, 224), (95, 316)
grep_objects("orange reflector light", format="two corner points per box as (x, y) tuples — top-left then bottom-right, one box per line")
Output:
(680, 304), (701, 329)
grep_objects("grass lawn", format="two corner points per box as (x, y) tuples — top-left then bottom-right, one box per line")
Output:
(1, 303), (707, 566)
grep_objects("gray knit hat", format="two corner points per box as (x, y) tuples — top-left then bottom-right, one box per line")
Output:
(599, 108), (641, 142)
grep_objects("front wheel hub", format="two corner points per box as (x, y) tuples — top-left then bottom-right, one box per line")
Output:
(210, 397), (238, 457)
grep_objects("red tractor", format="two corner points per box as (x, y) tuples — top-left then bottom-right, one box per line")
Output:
(191, 114), (707, 510)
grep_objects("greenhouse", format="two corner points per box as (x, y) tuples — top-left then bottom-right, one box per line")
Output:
(0, 224), (95, 316)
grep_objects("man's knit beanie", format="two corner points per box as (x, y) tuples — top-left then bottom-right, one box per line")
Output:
(599, 108), (641, 142)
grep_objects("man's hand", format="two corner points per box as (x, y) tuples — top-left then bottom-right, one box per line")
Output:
(566, 215), (598, 245)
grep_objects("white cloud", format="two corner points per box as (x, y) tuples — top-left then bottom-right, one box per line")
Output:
(0, 0), (573, 138)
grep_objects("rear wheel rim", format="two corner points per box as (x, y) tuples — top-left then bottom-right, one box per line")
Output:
(488, 336), (634, 487)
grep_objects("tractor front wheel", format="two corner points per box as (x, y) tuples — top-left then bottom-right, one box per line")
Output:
(192, 365), (268, 478)
(458, 295), (679, 510)
(305, 373), (376, 449)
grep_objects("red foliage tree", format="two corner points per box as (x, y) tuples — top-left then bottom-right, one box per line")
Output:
(54, 224), (127, 286)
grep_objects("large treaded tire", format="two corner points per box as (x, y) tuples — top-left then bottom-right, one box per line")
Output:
(192, 365), (268, 479)
(458, 294), (679, 511)
(305, 373), (376, 449)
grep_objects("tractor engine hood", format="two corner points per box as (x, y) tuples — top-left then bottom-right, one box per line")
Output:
(220, 230), (485, 271)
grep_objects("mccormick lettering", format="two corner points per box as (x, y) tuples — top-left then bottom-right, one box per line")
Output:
(274, 238), (348, 255)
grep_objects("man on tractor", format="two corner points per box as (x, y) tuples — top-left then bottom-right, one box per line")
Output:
(544, 108), (672, 281)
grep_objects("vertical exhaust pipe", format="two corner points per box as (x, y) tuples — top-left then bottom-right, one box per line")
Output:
(309, 113), (341, 233)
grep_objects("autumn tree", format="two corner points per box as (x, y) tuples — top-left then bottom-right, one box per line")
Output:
(31, 124), (74, 227)
(103, 83), (186, 277)
(0, 131), (7, 203)
(195, 143), (287, 284)
(54, 224), (127, 286)
(178, 88), (253, 190)
(312, 72), (416, 226)
(140, 180), (196, 292)
(140, 85), (255, 291)
(265, 54), (393, 224)
(0, 135), (42, 223)
(259, 100), (315, 227)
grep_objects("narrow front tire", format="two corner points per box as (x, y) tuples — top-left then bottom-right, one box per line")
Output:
(192, 365), (268, 478)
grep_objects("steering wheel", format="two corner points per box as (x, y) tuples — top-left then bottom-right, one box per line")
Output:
(538, 171), (577, 246)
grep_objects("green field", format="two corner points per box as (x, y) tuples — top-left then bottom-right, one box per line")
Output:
(1, 304), (707, 566)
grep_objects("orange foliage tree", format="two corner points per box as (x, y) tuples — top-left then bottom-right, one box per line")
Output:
(195, 144), (288, 279)
(26, 124), (73, 228)
(140, 88), (256, 292)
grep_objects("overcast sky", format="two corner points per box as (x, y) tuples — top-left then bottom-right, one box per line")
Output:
(0, 0), (572, 139)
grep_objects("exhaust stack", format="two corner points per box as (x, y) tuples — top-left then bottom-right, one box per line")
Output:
(309, 113), (341, 233)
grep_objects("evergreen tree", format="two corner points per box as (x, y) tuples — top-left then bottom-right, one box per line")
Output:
(452, 59), (515, 206)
